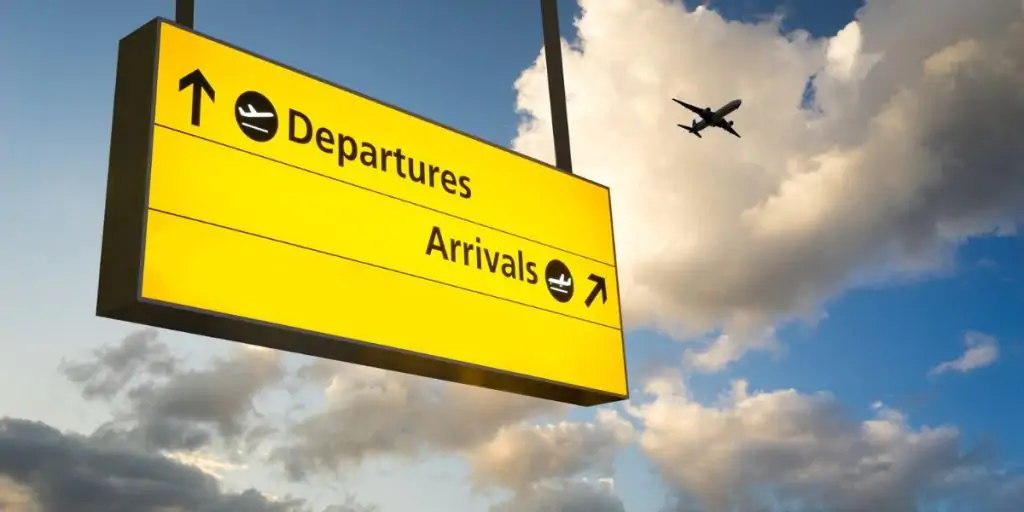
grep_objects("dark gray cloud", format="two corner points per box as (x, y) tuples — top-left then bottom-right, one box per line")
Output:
(0, 417), (372, 512)
(62, 330), (285, 453)
(120, 346), (285, 451)
(61, 328), (176, 400)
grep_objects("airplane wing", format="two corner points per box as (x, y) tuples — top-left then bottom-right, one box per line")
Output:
(718, 122), (741, 138)
(672, 98), (710, 117)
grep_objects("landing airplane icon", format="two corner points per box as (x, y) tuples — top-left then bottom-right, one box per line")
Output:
(238, 103), (274, 133)
(547, 274), (572, 293)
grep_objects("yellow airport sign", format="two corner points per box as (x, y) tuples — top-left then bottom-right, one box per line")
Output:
(97, 18), (626, 405)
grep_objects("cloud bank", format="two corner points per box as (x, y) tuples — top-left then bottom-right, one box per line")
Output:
(17, 328), (1018, 510)
(34, 331), (632, 510)
(512, 0), (1024, 369)
(630, 373), (1024, 511)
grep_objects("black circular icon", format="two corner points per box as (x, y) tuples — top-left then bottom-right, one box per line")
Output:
(234, 91), (278, 142)
(544, 259), (574, 303)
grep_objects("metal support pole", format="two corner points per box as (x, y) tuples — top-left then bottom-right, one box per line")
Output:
(176, 0), (195, 29)
(539, 0), (573, 174)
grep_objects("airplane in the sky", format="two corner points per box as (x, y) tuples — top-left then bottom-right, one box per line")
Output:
(673, 98), (742, 138)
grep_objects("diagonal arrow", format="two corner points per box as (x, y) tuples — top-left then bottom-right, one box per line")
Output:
(584, 274), (607, 307)
(178, 69), (215, 126)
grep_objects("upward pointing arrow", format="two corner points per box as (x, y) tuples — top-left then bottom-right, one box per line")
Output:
(178, 69), (215, 126)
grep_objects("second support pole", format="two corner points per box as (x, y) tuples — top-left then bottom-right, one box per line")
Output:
(176, 0), (195, 29)
(539, 0), (573, 174)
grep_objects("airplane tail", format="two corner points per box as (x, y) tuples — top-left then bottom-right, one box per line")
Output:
(677, 124), (702, 138)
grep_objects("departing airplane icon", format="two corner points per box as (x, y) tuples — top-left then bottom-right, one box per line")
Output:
(238, 103), (274, 133)
(547, 274), (572, 293)
(239, 104), (274, 118)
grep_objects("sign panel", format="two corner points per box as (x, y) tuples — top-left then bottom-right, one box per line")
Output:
(98, 18), (627, 405)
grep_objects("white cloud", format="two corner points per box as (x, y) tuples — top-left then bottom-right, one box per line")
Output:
(825, 21), (880, 82)
(467, 408), (634, 491)
(163, 450), (246, 481)
(930, 331), (1000, 376)
(629, 371), (1023, 511)
(489, 478), (625, 512)
(511, 0), (1024, 369)
(683, 330), (780, 372)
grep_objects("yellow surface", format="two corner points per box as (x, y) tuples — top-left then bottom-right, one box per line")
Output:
(138, 20), (625, 395)
(147, 127), (620, 329)
(152, 21), (615, 265)
(141, 211), (625, 394)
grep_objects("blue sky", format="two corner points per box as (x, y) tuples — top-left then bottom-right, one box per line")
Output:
(2, 0), (1022, 511)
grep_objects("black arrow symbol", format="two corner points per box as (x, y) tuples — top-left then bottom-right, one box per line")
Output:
(178, 69), (215, 126)
(584, 274), (607, 307)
